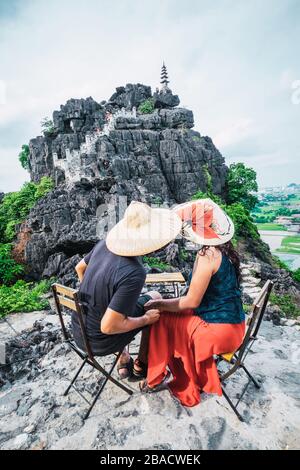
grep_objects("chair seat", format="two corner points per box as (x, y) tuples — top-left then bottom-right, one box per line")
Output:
(221, 351), (235, 362)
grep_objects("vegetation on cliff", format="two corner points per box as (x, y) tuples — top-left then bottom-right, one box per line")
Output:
(0, 177), (54, 316)
(0, 176), (54, 244)
(138, 98), (155, 114)
(18, 144), (30, 171)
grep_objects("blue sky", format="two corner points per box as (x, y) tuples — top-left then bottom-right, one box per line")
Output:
(0, 0), (299, 192)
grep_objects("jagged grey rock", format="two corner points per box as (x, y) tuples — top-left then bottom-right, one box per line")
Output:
(18, 83), (228, 281)
(153, 88), (180, 108)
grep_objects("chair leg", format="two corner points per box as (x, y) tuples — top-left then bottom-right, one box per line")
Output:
(92, 360), (134, 395)
(64, 357), (88, 396)
(241, 364), (261, 389)
(84, 354), (129, 420)
(221, 386), (244, 422)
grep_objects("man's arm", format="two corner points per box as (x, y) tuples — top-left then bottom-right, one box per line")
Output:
(100, 308), (160, 334)
(75, 259), (88, 282)
(75, 244), (97, 281)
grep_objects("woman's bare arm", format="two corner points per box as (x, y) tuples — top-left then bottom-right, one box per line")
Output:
(145, 254), (214, 312)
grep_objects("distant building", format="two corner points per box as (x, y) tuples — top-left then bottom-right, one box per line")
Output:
(275, 216), (293, 225)
(287, 224), (300, 233)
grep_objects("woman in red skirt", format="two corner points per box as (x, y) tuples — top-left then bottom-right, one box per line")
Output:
(139, 198), (246, 407)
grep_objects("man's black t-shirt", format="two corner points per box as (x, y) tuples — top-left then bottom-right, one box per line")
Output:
(71, 240), (146, 354)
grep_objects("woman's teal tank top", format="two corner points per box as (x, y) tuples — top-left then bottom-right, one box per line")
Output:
(189, 254), (245, 324)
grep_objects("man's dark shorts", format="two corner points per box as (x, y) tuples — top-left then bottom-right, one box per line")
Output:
(73, 294), (152, 356)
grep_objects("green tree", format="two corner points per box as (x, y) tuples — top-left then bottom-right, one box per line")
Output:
(226, 163), (258, 211)
(41, 117), (55, 136)
(225, 203), (259, 240)
(18, 144), (30, 170)
(275, 207), (291, 216)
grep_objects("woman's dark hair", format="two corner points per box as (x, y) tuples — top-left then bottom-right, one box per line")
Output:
(199, 241), (241, 283)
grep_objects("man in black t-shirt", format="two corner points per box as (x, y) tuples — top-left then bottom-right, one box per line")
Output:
(72, 201), (182, 378)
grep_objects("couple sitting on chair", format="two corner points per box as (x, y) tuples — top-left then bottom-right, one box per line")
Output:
(72, 199), (245, 406)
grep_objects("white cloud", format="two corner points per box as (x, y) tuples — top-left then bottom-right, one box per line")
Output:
(213, 118), (255, 149)
(0, 147), (29, 192)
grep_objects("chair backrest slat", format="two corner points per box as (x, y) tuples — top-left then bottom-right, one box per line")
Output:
(57, 294), (77, 312)
(52, 283), (95, 361)
(252, 281), (269, 309)
(54, 283), (76, 298)
(237, 280), (273, 362)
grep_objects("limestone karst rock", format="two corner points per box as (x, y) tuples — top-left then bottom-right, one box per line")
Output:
(20, 84), (228, 283)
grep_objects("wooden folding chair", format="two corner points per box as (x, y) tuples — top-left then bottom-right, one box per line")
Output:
(217, 280), (274, 422)
(52, 283), (133, 420)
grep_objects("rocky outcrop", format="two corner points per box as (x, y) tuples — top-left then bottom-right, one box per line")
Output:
(153, 87), (180, 108)
(22, 83), (228, 280)
(22, 178), (113, 282)
(241, 258), (300, 325)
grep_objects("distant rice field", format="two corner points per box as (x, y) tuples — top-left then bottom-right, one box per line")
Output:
(256, 223), (285, 231)
(276, 235), (300, 254)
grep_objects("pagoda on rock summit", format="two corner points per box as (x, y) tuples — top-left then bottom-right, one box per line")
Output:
(160, 62), (170, 89)
(153, 62), (180, 108)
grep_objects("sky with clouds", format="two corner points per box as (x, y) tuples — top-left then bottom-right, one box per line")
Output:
(0, 0), (299, 192)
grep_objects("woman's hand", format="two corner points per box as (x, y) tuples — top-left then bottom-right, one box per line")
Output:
(144, 299), (162, 311)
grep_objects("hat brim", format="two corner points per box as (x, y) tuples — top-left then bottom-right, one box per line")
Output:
(106, 208), (182, 256)
(173, 198), (235, 246)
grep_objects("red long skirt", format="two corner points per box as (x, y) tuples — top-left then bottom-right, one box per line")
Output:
(147, 311), (245, 407)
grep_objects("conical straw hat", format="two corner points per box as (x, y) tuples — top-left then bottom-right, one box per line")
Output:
(174, 198), (234, 246)
(106, 201), (182, 256)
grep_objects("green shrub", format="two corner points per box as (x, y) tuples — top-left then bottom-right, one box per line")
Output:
(138, 98), (155, 114)
(0, 279), (51, 318)
(41, 117), (55, 136)
(292, 268), (300, 283)
(269, 293), (300, 318)
(0, 244), (24, 284)
(225, 203), (260, 240)
(243, 304), (252, 313)
(151, 196), (163, 207)
(142, 256), (171, 271)
(272, 256), (291, 272)
(179, 248), (188, 261)
(272, 257), (300, 283)
(191, 190), (223, 205)
(0, 177), (54, 242)
(18, 144), (30, 170)
(203, 164), (213, 194)
(35, 176), (55, 199)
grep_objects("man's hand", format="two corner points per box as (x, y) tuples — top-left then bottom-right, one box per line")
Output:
(143, 309), (160, 325)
